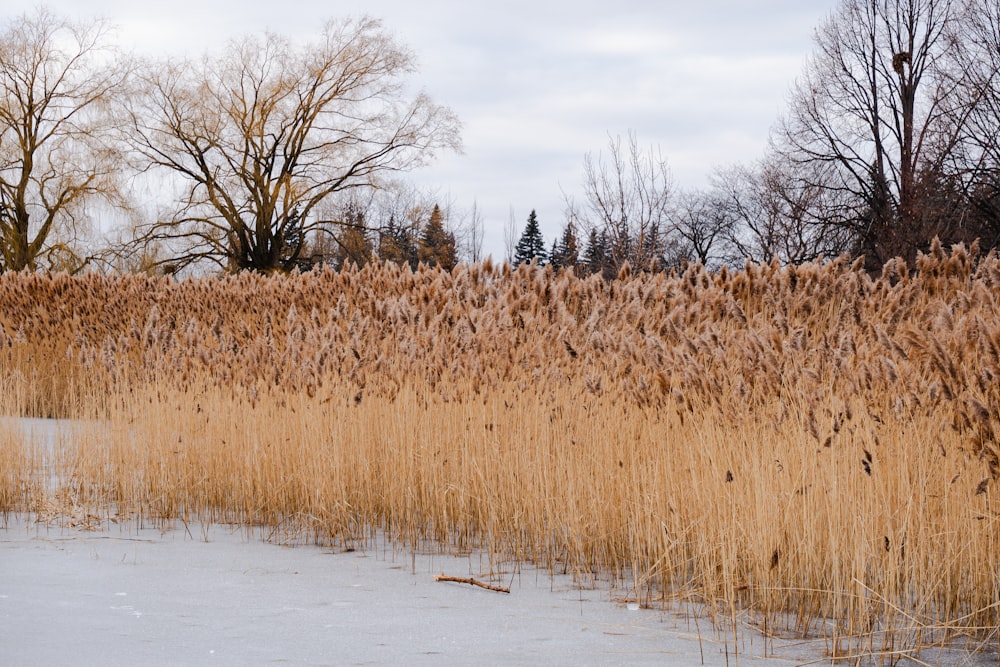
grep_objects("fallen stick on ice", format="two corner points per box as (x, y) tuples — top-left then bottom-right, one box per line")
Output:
(434, 574), (510, 594)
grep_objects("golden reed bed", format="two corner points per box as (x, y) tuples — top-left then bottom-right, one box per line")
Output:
(2, 240), (999, 655)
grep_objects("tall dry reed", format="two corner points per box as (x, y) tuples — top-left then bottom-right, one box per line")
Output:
(2, 240), (999, 655)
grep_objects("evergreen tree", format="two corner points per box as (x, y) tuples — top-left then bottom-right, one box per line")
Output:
(513, 209), (547, 265)
(329, 202), (372, 270)
(638, 221), (666, 272)
(282, 207), (305, 262)
(378, 214), (419, 269)
(550, 220), (580, 271)
(583, 228), (613, 279)
(282, 207), (314, 271)
(417, 204), (458, 270)
(334, 224), (372, 270)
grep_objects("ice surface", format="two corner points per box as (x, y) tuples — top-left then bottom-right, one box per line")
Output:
(1, 518), (821, 667)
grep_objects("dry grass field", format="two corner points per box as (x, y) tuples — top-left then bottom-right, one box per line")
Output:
(2, 239), (999, 658)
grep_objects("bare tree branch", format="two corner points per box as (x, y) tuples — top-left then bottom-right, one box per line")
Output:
(775, 0), (966, 267)
(119, 17), (461, 274)
(572, 131), (673, 272)
(0, 8), (128, 272)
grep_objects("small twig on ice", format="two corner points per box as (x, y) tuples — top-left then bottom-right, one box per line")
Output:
(434, 573), (510, 594)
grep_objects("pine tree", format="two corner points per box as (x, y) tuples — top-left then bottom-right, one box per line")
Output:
(282, 207), (312, 271)
(326, 202), (372, 270)
(417, 204), (458, 270)
(513, 209), (547, 265)
(334, 225), (372, 270)
(282, 207), (304, 261)
(583, 228), (613, 279)
(550, 220), (580, 271)
(378, 214), (419, 269)
(639, 221), (666, 272)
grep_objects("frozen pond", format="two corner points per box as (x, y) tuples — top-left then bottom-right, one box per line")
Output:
(1, 518), (816, 666)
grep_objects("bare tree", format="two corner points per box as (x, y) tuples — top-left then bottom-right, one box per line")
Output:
(710, 156), (858, 265)
(776, 0), (964, 266)
(121, 17), (460, 273)
(712, 164), (785, 265)
(503, 205), (518, 265)
(569, 131), (673, 272)
(0, 9), (127, 272)
(937, 0), (1000, 248)
(457, 198), (484, 264)
(670, 189), (737, 270)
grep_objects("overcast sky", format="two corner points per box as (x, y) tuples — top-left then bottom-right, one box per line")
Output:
(7, 1), (839, 260)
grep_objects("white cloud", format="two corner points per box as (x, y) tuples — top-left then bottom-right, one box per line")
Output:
(575, 29), (680, 56)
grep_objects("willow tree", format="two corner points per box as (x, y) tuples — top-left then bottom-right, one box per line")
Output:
(0, 10), (126, 272)
(124, 17), (461, 273)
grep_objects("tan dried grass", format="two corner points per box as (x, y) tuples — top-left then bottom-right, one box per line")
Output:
(1, 245), (999, 656)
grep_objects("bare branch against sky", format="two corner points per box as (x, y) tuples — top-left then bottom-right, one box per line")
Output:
(2, 1), (839, 259)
